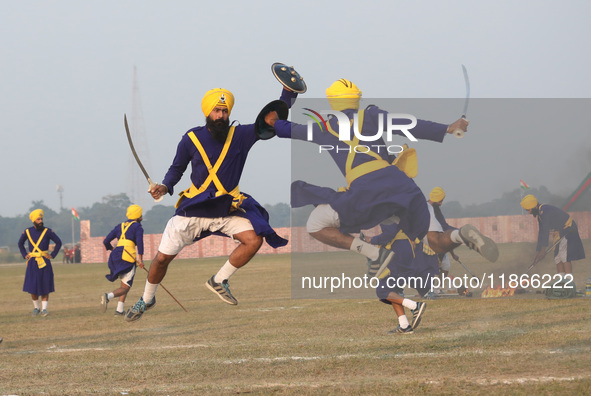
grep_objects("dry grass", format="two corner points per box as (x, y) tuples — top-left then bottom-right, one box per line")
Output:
(1, 240), (590, 395)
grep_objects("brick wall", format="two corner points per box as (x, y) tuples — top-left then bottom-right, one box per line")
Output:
(79, 211), (591, 263)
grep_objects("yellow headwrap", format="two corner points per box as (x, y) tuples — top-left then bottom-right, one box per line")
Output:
(326, 79), (362, 111)
(29, 209), (44, 223)
(201, 88), (235, 117)
(429, 187), (446, 203)
(520, 194), (538, 210)
(126, 204), (143, 220)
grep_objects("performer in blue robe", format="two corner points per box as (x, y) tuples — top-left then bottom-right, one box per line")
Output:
(101, 205), (145, 316)
(521, 194), (585, 275)
(126, 85), (297, 322)
(18, 209), (62, 317)
(270, 79), (470, 281)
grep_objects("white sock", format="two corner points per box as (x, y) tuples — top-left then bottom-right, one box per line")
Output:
(402, 298), (417, 310)
(142, 280), (159, 302)
(117, 301), (125, 312)
(33, 300), (40, 309)
(398, 315), (410, 328)
(451, 230), (463, 244)
(350, 237), (380, 260)
(107, 292), (115, 301)
(214, 260), (238, 283)
(41, 301), (48, 310)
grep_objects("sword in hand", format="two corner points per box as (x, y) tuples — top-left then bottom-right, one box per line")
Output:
(124, 114), (164, 203)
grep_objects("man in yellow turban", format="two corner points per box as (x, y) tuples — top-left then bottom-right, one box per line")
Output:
(262, 78), (474, 334)
(126, 74), (300, 322)
(101, 205), (145, 316)
(18, 208), (62, 316)
(521, 194), (585, 276)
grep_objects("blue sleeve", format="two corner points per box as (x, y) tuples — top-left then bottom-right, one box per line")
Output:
(103, 226), (118, 250)
(536, 216), (550, 251)
(49, 230), (62, 259)
(162, 134), (192, 195)
(18, 231), (28, 258)
(371, 223), (401, 246)
(365, 106), (447, 143)
(279, 88), (298, 109)
(135, 225), (144, 255)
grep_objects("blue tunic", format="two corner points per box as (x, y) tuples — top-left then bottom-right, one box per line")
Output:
(275, 105), (447, 240)
(536, 204), (585, 262)
(376, 239), (439, 301)
(18, 227), (62, 295)
(160, 89), (296, 248)
(103, 221), (144, 283)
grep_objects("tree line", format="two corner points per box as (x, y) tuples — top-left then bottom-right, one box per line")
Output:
(1, 186), (588, 261)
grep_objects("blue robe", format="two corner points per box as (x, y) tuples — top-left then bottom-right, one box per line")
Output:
(160, 89), (297, 248)
(275, 105), (447, 240)
(103, 221), (144, 283)
(18, 226), (62, 295)
(536, 204), (585, 262)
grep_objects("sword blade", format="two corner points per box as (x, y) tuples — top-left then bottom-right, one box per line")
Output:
(124, 114), (152, 183)
(461, 64), (470, 116)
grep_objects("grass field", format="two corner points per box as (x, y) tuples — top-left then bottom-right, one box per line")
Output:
(1, 241), (590, 395)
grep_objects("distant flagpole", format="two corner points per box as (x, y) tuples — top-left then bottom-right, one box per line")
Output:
(71, 208), (80, 246)
(519, 179), (530, 215)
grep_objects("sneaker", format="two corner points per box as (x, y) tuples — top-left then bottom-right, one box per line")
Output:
(205, 276), (238, 305)
(32, 308), (40, 317)
(387, 325), (413, 334)
(125, 297), (147, 322)
(366, 247), (394, 278)
(145, 296), (156, 311)
(41, 309), (49, 317)
(101, 293), (109, 313)
(459, 224), (499, 262)
(114, 311), (125, 316)
(410, 301), (426, 330)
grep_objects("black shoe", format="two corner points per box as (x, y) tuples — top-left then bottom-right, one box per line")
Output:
(114, 311), (125, 316)
(366, 247), (394, 278)
(387, 325), (413, 334)
(145, 296), (156, 311)
(205, 276), (238, 305)
(410, 301), (426, 330)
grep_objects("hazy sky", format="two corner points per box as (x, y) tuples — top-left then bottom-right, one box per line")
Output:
(1, 1), (590, 218)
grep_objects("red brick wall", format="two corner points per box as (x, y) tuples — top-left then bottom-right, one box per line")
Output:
(79, 211), (591, 263)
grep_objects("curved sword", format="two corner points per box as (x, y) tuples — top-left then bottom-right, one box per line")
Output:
(124, 114), (163, 203)
(453, 64), (470, 138)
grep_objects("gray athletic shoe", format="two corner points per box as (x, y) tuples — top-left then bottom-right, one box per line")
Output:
(145, 296), (156, 311)
(114, 310), (125, 316)
(205, 276), (238, 305)
(125, 297), (146, 322)
(41, 309), (49, 317)
(366, 247), (394, 278)
(459, 224), (499, 262)
(410, 301), (426, 330)
(101, 293), (109, 313)
(32, 308), (40, 317)
(387, 325), (413, 334)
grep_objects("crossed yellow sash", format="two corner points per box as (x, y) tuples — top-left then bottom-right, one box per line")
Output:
(176, 127), (246, 211)
(325, 110), (418, 189)
(116, 221), (137, 263)
(25, 228), (49, 269)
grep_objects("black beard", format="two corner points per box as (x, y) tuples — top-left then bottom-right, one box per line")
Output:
(34, 222), (44, 231)
(531, 207), (540, 217)
(206, 117), (230, 143)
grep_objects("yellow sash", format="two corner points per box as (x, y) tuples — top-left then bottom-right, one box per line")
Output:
(327, 109), (418, 187)
(116, 221), (137, 263)
(25, 228), (49, 269)
(175, 127), (246, 211)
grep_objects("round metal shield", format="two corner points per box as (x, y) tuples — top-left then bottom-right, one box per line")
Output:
(272, 62), (307, 93)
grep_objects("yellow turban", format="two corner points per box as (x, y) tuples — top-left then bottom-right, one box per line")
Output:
(520, 194), (538, 210)
(326, 79), (362, 111)
(29, 209), (44, 223)
(429, 187), (446, 203)
(126, 204), (143, 220)
(201, 88), (235, 117)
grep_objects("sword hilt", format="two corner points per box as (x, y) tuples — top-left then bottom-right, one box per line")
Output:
(148, 178), (164, 203)
(453, 115), (467, 138)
